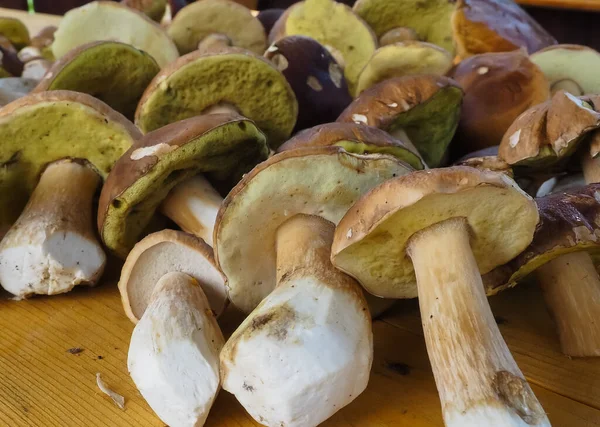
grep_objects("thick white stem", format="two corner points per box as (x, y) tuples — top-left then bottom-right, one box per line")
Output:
(160, 175), (223, 246)
(0, 160), (106, 298)
(537, 252), (600, 357)
(407, 218), (549, 427)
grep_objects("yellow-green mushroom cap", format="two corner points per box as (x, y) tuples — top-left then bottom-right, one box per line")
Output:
(34, 41), (160, 120)
(0, 90), (141, 234)
(0, 18), (30, 50)
(98, 113), (269, 258)
(167, 0), (267, 55)
(51, 1), (179, 68)
(135, 48), (298, 148)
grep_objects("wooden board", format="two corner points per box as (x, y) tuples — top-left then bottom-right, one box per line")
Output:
(517, 0), (600, 11)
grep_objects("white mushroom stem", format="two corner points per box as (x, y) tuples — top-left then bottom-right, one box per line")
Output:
(160, 175), (223, 246)
(128, 271), (225, 427)
(221, 214), (372, 427)
(197, 33), (232, 53)
(0, 160), (106, 298)
(407, 218), (549, 427)
(536, 252), (600, 357)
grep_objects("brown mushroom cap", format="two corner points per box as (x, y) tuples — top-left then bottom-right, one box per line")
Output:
(483, 183), (600, 293)
(454, 154), (513, 177)
(119, 229), (228, 323)
(264, 35), (352, 132)
(331, 166), (539, 299)
(121, 0), (167, 22)
(214, 146), (414, 313)
(452, 50), (550, 155)
(98, 113), (269, 258)
(277, 122), (425, 170)
(337, 75), (463, 167)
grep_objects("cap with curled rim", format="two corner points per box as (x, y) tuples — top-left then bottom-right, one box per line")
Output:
(98, 113), (268, 258)
(499, 91), (600, 172)
(277, 122), (425, 170)
(0, 90), (140, 233)
(213, 146), (414, 313)
(119, 229), (227, 324)
(135, 47), (297, 148)
(483, 183), (600, 292)
(454, 154), (513, 177)
(331, 166), (539, 299)
(34, 41), (160, 119)
(452, 0), (556, 58)
(337, 75), (463, 167)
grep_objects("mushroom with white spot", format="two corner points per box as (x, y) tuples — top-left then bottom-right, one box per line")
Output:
(331, 166), (548, 427)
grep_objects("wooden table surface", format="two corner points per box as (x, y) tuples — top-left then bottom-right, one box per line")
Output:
(1, 6), (600, 427)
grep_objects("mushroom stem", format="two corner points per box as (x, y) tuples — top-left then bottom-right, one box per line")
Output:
(407, 218), (549, 427)
(197, 33), (232, 53)
(550, 79), (584, 96)
(0, 160), (106, 298)
(536, 251), (600, 357)
(581, 150), (600, 184)
(160, 175), (222, 246)
(201, 102), (239, 116)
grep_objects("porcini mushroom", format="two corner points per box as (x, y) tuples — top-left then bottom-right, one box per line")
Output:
(98, 113), (269, 258)
(331, 167), (548, 426)
(135, 47), (297, 147)
(355, 41), (453, 95)
(530, 44), (600, 96)
(264, 35), (352, 131)
(51, 1), (179, 68)
(257, 8), (284, 35)
(338, 75), (463, 167)
(0, 17), (30, 50)
(0, 37), (24, 77)
(269, 0), (377, 95)
(34, 41), (160, 119)
(0, 91), (140, 297)
(452, 49), (550, 155)
(167, 0), (266, 55)
(121, 0), (167, 22)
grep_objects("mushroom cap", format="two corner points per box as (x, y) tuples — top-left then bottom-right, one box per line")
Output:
(353, 0), (455, 53)
(277, 122), (425, 170)
(135, 48), (297, 148)
(119, 230), (228, 323)
(121, 0), (167, 22)
(452, 0), (556, 58)
(452, 50), (550, 155)
(257, 9), (285, 35)
(35, 41), (160, 119)
(98, 113), (268, 258)
(483, 183), (600, 293)
(530, 44), (600, 97)
(331, 166), (539, 299)
(0, 90), (140, 232)
(355, 41), (454, 95)
(51, 1), (179, 68)
(499, 91), (600, 172)
(0, 37), (24, 77)
(168, 0), (266, 55)
(213, 146), (414, 313)
(337, 75), (463, 167)
(264, 35), (352, 132)
(270, 0), (377, 95)
(454, 153), (513, 177)
(0, 17), (30, 50)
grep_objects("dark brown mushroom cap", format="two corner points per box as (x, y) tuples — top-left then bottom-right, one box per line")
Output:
(452, 0), (556, 58)
(265, 35), (351, 132)
(337, 74), (463, 167)
(98, 113), (269, 258)
(483, 183), (600, 293)
(0, 37), (23, 77)
(277, 122), (424, 170)
(451, 50), (550, 155)
(121, 0), (167, 22)
(257, 9), (285, 35)
(499, 91), (600, 173)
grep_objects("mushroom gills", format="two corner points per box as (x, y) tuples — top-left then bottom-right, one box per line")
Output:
(221, 214), (373, 427)
(407, 218), (549, 427)
(0, 160), (106, 298)
(128, 271), (225, 427)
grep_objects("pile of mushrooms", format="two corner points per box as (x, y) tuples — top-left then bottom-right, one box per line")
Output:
(4, 0), (600, 425)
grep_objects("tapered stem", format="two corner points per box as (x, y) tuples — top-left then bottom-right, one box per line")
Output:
(160, 175), (222, 246)
(537, 252), (600, 357)
(0, 160), (106, 298)
(407, 218), (549, 427)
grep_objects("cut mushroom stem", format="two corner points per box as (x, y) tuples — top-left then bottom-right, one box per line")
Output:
(160, 175), (222, 246)
(0, 159), (106, 298)
(197, 33), (232, 53)
(537, 251), (600, 357)
(407, 218), (549, 427)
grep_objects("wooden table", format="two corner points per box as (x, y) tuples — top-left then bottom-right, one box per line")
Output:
(0, 6), (600, 427)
